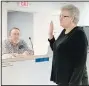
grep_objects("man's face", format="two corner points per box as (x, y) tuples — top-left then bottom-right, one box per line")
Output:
(59, 10), (73, 29)
(10, 29), (20, 43)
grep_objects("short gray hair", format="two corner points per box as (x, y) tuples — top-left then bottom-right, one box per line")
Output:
(61, 4), (80, 24)
(9, 27), (20, 35)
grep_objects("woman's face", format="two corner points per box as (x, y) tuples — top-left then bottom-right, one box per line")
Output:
(59, 10), (73, 29)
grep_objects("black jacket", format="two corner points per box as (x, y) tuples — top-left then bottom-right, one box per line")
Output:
(48, 26), (88, 85)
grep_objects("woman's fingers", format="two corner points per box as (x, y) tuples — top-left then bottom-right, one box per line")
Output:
(48, 21), (54, 39)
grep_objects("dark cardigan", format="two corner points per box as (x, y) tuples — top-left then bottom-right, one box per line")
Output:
(48, 26), (88, 85)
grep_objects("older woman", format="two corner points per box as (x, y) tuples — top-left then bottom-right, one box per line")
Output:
(48, 4), (88, 85)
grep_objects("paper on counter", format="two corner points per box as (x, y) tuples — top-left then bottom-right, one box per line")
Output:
(2, 54), (15, 59)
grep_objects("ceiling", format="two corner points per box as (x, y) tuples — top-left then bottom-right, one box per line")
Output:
(2, 1), (86, 13)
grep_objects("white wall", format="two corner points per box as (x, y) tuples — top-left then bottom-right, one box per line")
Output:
(33, 12), (50, 55)
(78, 2), (89, 26)
(2, 2), (7, 41)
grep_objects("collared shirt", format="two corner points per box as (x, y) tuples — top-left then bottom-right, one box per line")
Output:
(2, 39), (31, 55)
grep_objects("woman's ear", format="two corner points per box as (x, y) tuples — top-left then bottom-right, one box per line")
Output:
(71, 16), (74, 23)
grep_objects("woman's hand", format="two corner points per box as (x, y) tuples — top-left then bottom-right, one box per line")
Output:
(22, 51), (29, 56)
(48, 21), (54, 39)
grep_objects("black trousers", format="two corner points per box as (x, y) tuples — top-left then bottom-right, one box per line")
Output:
(57, 66), (88, 86)
(82, 65), (88, 85)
